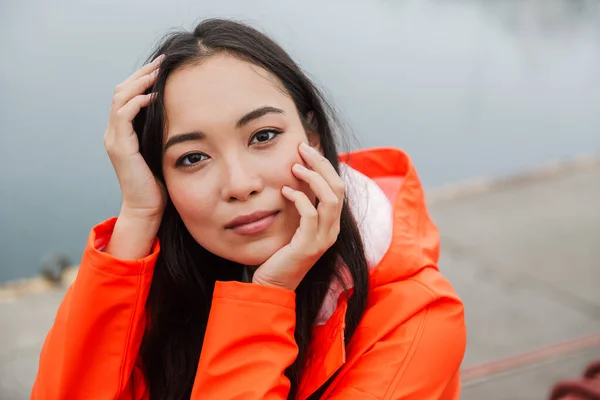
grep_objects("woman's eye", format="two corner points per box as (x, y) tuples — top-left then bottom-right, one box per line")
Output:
(250, 129), (281, 145)
(177, 153), (207, 167)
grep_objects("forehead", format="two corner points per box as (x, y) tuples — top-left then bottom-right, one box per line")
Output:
(163, 53), (294, 133)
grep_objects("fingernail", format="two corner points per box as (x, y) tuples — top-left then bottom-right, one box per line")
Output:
(155, 54), (166, 63)
(282, 186), (293, 194)
(293, 163), (308, 173)
(300, 142), (318, 155)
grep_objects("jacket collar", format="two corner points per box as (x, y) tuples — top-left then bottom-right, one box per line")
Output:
(314, 163), (393, 326)
(297, 147), (440, 399)
(298, 296), (348, 399)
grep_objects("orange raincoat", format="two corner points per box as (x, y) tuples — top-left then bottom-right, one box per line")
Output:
(31, 148), (466, 399)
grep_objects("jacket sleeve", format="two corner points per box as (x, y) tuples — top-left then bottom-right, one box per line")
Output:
(31, 217), (159, 400)
(325, 280), (466, 400)
(191, 281), (298, 399)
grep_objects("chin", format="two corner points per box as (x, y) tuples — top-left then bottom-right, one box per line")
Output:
(228, 247), (278, 266)
(224, 237), (287, 266)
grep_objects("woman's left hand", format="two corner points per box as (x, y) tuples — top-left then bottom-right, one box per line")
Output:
(252, 142), (345, 291)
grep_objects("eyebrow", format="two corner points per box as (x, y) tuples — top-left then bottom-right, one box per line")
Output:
(163, 131), (206, 153)
(235, 106), (285, 129)
(163, 106), (285, 153)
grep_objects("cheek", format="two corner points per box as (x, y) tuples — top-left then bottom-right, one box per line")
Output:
(270, 152), (301, 185)
(264, 140), (312, 191)
(166, 175), (216, 225)
(267, 142), (316, 204)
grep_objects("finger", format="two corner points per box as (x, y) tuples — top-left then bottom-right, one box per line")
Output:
(292, 163), (340, 230)
(114, 93), (156, 127)
(121, 54), (165, 87)
(282, 186), (318, 249)
(112, 70), (160, 110)
(298, 142), (345, 199)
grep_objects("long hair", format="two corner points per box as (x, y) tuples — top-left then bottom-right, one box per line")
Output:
(133, 19), (369, 400)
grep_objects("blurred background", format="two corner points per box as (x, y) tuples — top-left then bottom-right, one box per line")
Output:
(1, 0), (599, 399)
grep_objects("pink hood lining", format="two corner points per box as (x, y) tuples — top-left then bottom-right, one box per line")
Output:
(314, 163), (395, 326)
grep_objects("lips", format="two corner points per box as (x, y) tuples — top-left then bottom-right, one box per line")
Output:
(225, 210), (279, 235)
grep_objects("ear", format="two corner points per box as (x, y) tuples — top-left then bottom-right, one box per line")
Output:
(305, 111), (323, 155)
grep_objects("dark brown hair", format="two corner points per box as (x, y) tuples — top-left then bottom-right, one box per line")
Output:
(133, 18), (369, 400)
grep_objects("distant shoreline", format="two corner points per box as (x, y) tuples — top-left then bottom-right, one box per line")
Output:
(427, 151), (600, 203)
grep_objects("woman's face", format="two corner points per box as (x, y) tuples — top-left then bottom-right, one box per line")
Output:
(162, 53), (319, 266)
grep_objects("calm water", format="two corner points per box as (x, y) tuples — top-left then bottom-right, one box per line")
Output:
(1, 0), (599, 282)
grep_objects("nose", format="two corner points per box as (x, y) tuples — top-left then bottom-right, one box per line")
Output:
(220, 154), (264, 202)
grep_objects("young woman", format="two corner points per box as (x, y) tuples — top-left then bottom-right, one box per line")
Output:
(32, 19), (466, 400)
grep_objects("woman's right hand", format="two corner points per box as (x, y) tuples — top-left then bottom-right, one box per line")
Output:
(104, 54), (166, 223)
(103, 55), (167, 260)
